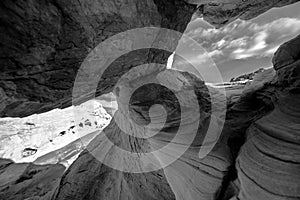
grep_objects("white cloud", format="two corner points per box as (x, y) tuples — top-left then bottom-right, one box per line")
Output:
(230, 31), (268, 59)
(185, 17), (300, 62)
(248, 31), (268, 51)
(263, 46), (280, 56)
(226, 37), (248, 48)
(215, 39), (226, 48)
(208, 49), (223, 57)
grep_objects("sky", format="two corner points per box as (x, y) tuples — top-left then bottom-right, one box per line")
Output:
(169, 1), (300, 83)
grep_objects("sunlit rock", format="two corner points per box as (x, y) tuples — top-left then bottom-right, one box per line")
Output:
(0, 100), (111, 166)
(53, 66), (230, 200)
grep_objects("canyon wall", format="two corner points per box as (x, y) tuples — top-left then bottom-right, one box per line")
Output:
(1, 0), (298, 117)
(0, 1), (299, 200)
(0, 0), (195, 117)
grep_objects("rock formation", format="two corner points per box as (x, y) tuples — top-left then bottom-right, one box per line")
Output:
(1, 0), (298, 117)
(53, 66), (230, 200)
(0, 0), (299, 200)
(235, 95), (300, 200)
(0, 100), (111, 166)
(232, 34), (300, 200)
(0, 0), (196, 117)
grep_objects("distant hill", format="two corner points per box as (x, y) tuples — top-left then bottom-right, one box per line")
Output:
(230, 68), (266, 82)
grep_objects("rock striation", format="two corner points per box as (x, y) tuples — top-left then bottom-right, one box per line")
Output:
(232, 34), (300, 200)
(1, 0), (299, 117)
(0, 1), (299, 200)
(235, 95), (300, 200)
(53, 65), (231, 200)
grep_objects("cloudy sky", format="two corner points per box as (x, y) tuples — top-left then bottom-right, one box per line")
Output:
(171, 2), (300, 82)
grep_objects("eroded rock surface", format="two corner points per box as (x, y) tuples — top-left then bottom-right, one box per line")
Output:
(0, 100), (111, 166)
(53, 66), (231, 200)
(235, 95), (300, 200)
(232, 34), (300, 200)
(0, 1), (299, 200)
(1, 0), (299, 117)
(0, 0), (196, 117)
(0, 158), (65, 200)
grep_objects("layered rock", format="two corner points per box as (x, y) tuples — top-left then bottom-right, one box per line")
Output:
(53, 66), (231, 200)
(211, 76), (276, 200)
(235, 95), (300, 200)
(1, 0), (299, 117)
(0, 1), (299, 200)
(233, 34), (300, 200)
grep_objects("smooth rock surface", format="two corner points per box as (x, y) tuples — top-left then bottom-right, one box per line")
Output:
(233, 34), (300, 200)
(236, 95), (300, 200)
(53, 67), (230, 200)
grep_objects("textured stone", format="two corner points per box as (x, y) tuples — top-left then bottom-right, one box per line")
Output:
(53, 68), (231, 200)
(0, 0), (196, 117)
(236, 95), (300, 200)
(0, 100), (110, 165)
(1, 0), (298, 117)
(232, 34), (300, 200)
(273, 34), (300, 70)
(1, 1), (300, 200)
(0, 158), (65, 200)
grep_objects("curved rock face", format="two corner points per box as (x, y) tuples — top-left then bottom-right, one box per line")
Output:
(0, 0), (196, 117)
(1, 1), (300, 200)
(52, 31), (300, 199)
(53, 66), (231, 200)
(273, 34), (300, 71)
(236, 95), (300, 200)
(1, 0), (299, 117)
(233, 34), (300, 200)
